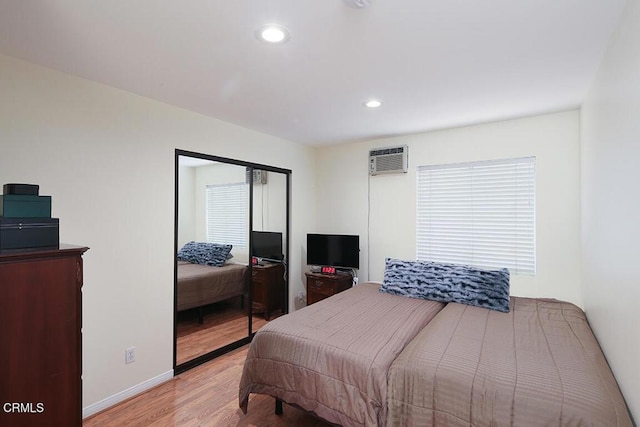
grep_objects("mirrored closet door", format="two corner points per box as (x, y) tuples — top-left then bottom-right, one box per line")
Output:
(174, 150), (290, 373)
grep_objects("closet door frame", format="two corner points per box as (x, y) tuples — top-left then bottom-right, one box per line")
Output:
(173, 149), (291, 374)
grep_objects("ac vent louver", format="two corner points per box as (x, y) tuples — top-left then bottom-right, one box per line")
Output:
(246, 169), (268, 185)
(369, 145), (408, 175)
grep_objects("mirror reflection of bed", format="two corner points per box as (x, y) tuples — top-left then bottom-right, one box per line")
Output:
(175, 259), (259, 366)
(175, 152), (289, 369)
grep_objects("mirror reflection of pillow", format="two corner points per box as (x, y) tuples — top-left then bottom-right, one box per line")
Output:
(177, 241), (233, 267)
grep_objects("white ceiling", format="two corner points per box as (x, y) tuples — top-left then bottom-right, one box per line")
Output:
(0, 0), (627, 146)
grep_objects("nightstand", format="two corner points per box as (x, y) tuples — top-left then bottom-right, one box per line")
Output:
(305, 271), (353, 305)
(252, 263), (285, 320)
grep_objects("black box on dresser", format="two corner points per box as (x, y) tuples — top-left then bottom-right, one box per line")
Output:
(0, 217), (59, 250)
(3, 183), (39, 196)
(0, 182), (59, 250)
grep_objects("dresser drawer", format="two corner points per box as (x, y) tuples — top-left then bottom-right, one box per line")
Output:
(252, 269), (266, 285)
(307, 277), (337, 296)
(305, 272), (353, 305)
(251, 263), (285, 320)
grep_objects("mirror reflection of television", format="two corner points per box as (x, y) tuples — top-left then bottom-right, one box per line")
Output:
(307, 234), (359, 269)
(251, 231), (283, 262)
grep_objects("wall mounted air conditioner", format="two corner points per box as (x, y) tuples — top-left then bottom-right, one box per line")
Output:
(246, 169), (268, 185)
(369, 145), (408, 175)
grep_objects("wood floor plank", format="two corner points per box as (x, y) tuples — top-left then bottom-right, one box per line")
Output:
(84, 346), (330, 427)
(176, 301), (271, 365)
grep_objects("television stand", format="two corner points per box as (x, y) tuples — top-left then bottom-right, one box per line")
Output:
(305, 271), (353, 305)
(252, 263), (285, 320)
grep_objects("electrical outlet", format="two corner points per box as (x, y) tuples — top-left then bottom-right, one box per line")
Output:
(295, 290), (307, 309)
(125, 347), (135, 364)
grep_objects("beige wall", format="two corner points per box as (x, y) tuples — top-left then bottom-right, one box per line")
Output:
(0, 54), (316, 412)
(316, 110), (583, 305)
(177, 165), (196, 248)
(581, 0), (640, 418)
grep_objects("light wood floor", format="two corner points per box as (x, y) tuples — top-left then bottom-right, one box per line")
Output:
(176, 300), (270, 365)
(84, 345), (330, 427)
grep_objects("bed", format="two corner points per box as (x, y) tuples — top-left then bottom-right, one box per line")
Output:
(239, 285), (633, 426)
(239, 283), (445, 426)
(176, 260), (249, 312)
(386, 297), (633, 426)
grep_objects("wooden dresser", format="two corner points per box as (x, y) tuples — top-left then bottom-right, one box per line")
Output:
(0, 244), (88, 427)
(305, 271), (353, 305)
(251, 262), (285, 320)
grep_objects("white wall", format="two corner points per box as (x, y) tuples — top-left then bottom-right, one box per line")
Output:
(581, 0), (640, 418)
(177, 165), (196, 248)
(0, 54), (316, 412)
(316, 110), (583, 305)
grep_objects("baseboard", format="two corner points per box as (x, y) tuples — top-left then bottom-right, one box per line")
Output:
(82, 369), (174, 419)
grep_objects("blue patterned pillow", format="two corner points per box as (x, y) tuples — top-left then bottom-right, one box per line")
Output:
(380, 258), (510, 312)
(177, 241), (233, 267)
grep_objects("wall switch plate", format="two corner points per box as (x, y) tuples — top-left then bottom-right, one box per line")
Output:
(125, 347), (135, 364)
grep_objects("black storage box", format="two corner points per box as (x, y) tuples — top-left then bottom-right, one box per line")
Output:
(3, 183), (39, 196)
(0, 218), (59, 250)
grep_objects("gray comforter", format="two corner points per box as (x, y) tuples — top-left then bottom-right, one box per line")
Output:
(239, 283), (445, 426)
(387, 297), (633, 426)
(239, 287), (633, 426)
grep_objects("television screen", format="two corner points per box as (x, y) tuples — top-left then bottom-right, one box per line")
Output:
(251, 231), (283, 262)
(307, 234), (359, 269)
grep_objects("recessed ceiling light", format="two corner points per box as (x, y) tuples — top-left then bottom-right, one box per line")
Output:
(257, 25), (290, 44)
(364, 99), (382, 108)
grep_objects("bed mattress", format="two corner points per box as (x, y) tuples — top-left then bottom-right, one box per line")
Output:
(176, 261), (248, 311)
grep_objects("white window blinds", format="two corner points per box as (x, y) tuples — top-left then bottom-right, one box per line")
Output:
(206, 182), (248, 248)
(416, 157), (536, 275)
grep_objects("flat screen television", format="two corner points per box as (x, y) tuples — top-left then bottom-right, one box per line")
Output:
(307, 234), (360, 269)
(251, 231), (283, 262)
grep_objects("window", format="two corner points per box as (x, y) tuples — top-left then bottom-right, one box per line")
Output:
(206, 182), (248, 248)
(416, 157), (535, 275)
